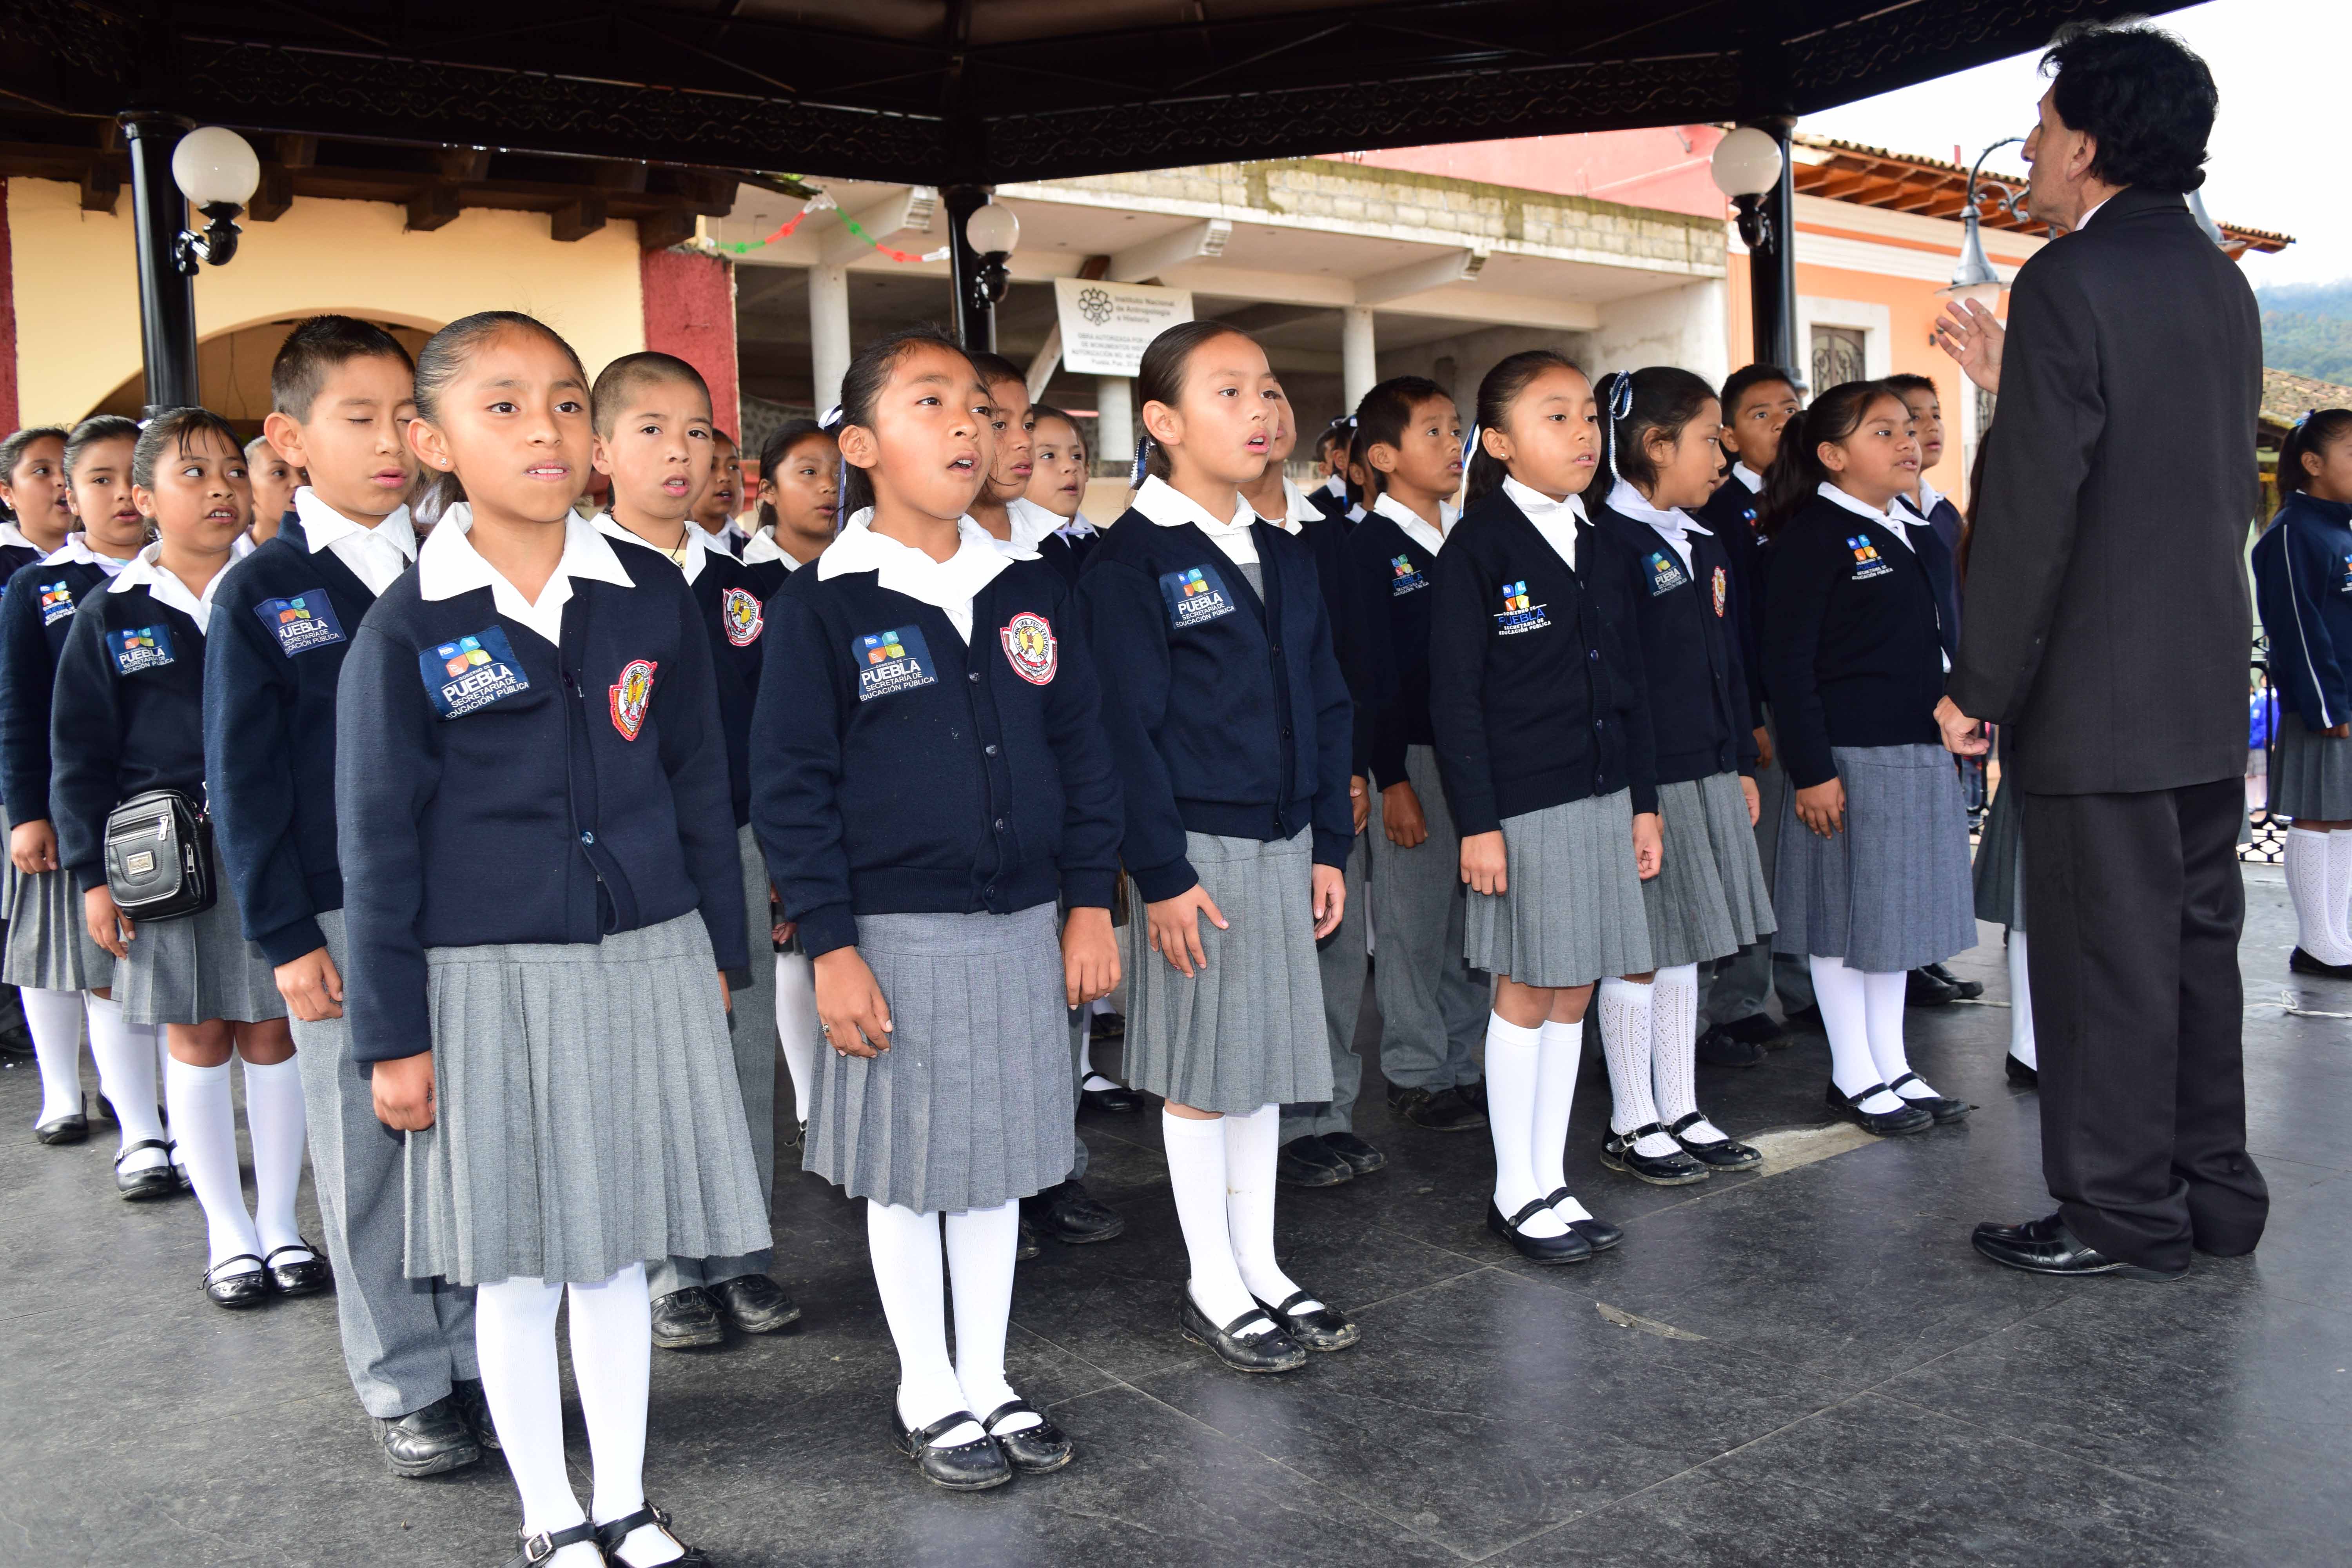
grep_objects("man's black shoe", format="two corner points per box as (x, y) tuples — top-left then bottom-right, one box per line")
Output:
(1906, 967), (1960, 1007)
(1017, 1218), (1040, 1260)
(378, 1395), (481, 1477)
(649, 1286), (724, 1349)
(1088, 1011), (1126, 1042)
(1386, 1083), (1488, 1131)
(1971, 1213), (2187, 1280)
(1320, 1131), (1387, 1175)
(1276, 1135), (1353, 1188)
(1780, 1004), (1823, 1032)
(1922, 961), (1983, 999)
(1717, 1012), (1786, 1047)
(1695, 1027), (1766, 1067)
(1024, 1179), (1127, 1243)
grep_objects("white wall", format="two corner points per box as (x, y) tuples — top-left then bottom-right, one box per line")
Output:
(1588, 277), (1730, 388)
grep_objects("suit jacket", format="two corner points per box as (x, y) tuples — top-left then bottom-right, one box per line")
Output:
(1947, 185), (2260, 795)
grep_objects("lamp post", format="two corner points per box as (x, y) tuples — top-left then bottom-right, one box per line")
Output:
(1942, 137), (2024, 314)
(120, 115), (260, 416)
(944, 187), (1019, 353)
(1711, 121), (1796, 377)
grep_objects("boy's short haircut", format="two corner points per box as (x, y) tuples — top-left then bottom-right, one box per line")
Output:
(966, 351), (1025, 392)
(1882, 372), (1938, 400)
(590, 351), (712, 437)
(270, 316), (416, 423)
(1719, 363), (1797, 417)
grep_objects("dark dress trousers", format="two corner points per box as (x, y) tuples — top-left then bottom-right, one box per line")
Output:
(1947, 185), (2267, 1272)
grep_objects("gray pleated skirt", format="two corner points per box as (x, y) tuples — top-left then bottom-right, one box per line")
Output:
(1973, 778), (2026, 931)
(1772, 743), (1976, 972)
(1464, 789), (1653, 988)
(0, 801), (14, 927)
(4, 866), (116, 992)
(403, 912), (772, 1287)
(2270, 714), (2352, 820)
(1120, 828), (1330, 1115)
(1642, 772), (1776, 969)
(808, 902), (1071, 1213)
(118, 893), (287, 1026)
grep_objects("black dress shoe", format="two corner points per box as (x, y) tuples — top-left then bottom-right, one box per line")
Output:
(1826, 1080), (1934, 1136)
(1666, 1111), (1761, 1169)
(1175, 1287), (1307, 1372)
(891, 1405), (1013, 1490)
(203, 1255), (271, 1310)
(113, 1138), (179, 1200)
(1025, 1179), (1128, 1243)
(33, 1096), (87, 1145)
(1321, 1130), (1387, 1175)
(1887, 1072), (1970, 1125)
(649, 1285), (724, 1349)
(503, 1521), (601, 1566)
(1081, 1082), (1147, 1114)
(1487, 1197), (1594, 1263)
(1456, 1078), (1487, 1111)
(593, 1502), (712, 1567)
(1089, 1010), (1126, 1042)
(263, 1240), (334, 1297)
(1017, 1218), (1040, 1261)
(450, 1376), (501, 1452)
(1276, 1134), (1353, 1188)
(1718, 1012), (1787, 1047)
(2288, 946), (2352, 979)
(1600, 1125), (1710, 1185)
(1923, 961), (1984, 1000)
(1387, 1083), (1487, 1131)
(1971, 1213), (2188, 1281)
(1541, 1191), (1623, 1251)
(711, 1272), (802, 1332)
(2005, 1054), (2040, 1088)
(1695, 1027), (1766, 1067)
(982, 1399), (1075, 1473)
(1780, 1004), (1824, 1032)
(1906, 967), (1960, 1007)
(1253, 1289), (1359, 1351)
(378, 1394), (481, 1477)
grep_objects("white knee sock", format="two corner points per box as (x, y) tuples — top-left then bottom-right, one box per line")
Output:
(83, 993), (166, 1168)
(240, 1056), (310, 1260)
(1224, 1103), (1319, 1313)
(1597, 978), (1675, 1155)
(477, 1276), (598, 1566)
(21, 987), (84, 1126)
(2007, 932), (2037, 1069)
(866, 1200), (981, 1445)
(774, 953), (817, 1125)
(1483, 1013), (1568, 1238)
(1160, 1109), (1268, 1328)
(2286, 828), (2352, 963)
(2327, 828), (2352, 960)
(165, 1057), (261, 1272)
(1530, 1017), (1592, 1223)
(1649, 963), (1724, 1144)
(1810, 956), (1902, 1113)
(566, 1265), (677, 1567)
(943, 1200), (1033, 1434)
(1860, 969), (1938, 1097)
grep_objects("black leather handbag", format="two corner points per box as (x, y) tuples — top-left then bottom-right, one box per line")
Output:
(103, 789), (217, 922)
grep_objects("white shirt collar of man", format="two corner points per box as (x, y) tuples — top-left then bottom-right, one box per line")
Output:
(1501, 475), (1585, 572)
(818, 507), (1022, 643)
(1132, 473), (1259, 566)
(295, 486), (417, 593)
(108, 540), (226, 634)
(1371, 489), (1456, 557)
(418, 502), (636, 647)
(1000, 495), (1066, 555)
(592, 510), (717, 584)
(42, 533), (134, 576)
(1816, 481), (1917, 551)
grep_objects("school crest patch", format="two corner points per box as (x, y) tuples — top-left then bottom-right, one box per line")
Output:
(999, 611), (1058, 685)
(1158, 564), (1238, 628)
(2340, 551), (2352, 593)
(1643, 550), (1690, 597)
(1712, 564), (1728, 619)
(853, 625), (938, 703)
(1494, 579), (1550, 636)
(37, 580), (74, 625)
(418, 626), (530, 719)
(110, 624), (175, 675)
(254, 588), (347, 657)
(720, 587), (764, 647)
(1389, 554), (1430, 596)
(1847, 535), (1893, 582)
(609, 659), (657, 741)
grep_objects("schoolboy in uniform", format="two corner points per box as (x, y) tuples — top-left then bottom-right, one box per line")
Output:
(692, 428), (748, 556)
(204, 318), (493, 1475)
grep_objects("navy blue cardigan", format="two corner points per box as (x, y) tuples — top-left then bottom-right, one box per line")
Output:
(1693, 476), (1768, 730)
(334, 547), (747, 1065)
(50, 575), (211, 891)
(1076, 513), (1354, 903)
(2254, 492), (2352, 732)
(750, 556), (1121, 958)
(1337, 510), (1441, 791)
(0, 554), (115, 826)
(1590, 502), (1758, 786)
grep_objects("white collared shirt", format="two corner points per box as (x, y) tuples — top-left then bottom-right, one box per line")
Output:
(995, 495), (1066, 556)
(1250, 477), (1325, 536)
(1372, 491), (1457, 559)
(1606, 478), (1710, 572)
(694, 518), (745, 555)
(1054, 512), (1098, 544)
(1502, 475), (1585, 573)
(2076, 196), (2112, 231)
(417, 503), (636, 648)
(1131, 474), (1259, 567)
(108, 541), (228, 635)
(1904, 475), (1950, 527)
(818, 508), (1025, 643)
(740, 526), (795, 569)
(1731, 463), (1765, 495)
(42, 534), (136, 577)
(0, 521), (38, 554)
(295, 488), (417, 598)
(1321, 473), (1345, 501)
(593, 511), (719, 585)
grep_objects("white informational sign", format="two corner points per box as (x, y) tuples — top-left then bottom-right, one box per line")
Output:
(1053, 277), (1194, 377)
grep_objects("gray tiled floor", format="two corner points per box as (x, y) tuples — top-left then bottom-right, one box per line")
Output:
(4, 869), (2346, 1566)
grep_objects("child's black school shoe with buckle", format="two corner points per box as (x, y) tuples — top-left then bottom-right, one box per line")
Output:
(1601, 1127), (1710, 1185)
(1487, 1198), (1593, 1264)
(203, 1256), (270, 1309)
(983, 1400), (1075, 1474)
(1252, 1290), (1359, 1351)
(1543, 1190), (1622, 1251)
(1176, 1287), (1308, 1373)
(890, 1405), (1013, 1490)
(264, 1240), (333, 1296)
(1667, 1113), (1762, 1169)
(503, 1522), (600, 1567)
(1826, 1081), (1935, 1136)
(594, 1503), (711, 1566)
(113, 1138), (178, 1199)
(33, 1094), (87, 1145)
(1887, 1072), (1971, 1125)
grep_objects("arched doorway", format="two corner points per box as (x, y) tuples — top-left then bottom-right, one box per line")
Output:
(87, 315), (438, 435)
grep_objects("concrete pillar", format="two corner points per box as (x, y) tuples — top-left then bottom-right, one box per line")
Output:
(1096, 375), (1134, 474)
(808, 262), (851, 417)
(1341, 305), (1377, 414)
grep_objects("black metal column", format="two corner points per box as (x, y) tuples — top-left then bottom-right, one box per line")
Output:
(1748, 115), (1799, 380)
(942, 183), (994, 354)
(122, 112), (198, 416)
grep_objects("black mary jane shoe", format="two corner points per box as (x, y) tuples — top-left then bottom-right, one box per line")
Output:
(1487, 1198), (1594, 1264)
(33, 1096), (88, 1145)
(113, 1138), (180, 1200)
(889, 1405), (1013, 1490)
(1081, 1082), (1147, 1114)
(1599, 1125), (1710, 1186)
(1175, 1287), (1307, 1373)
(1541, 1189), (1622, 1252)
(2289, 946), (2352, 979)
(203, 1255), (272, 1310)
(594, 1503), (712, 1567)
(1666, 1111), (1762, 1170)
(1253, 1289), (1359, 1352)
(1826, 1081), (1934, 1137)
(982, 1399), (1076, 1474)
(2005, 1054), (2040, 1088)
(503, 1521), (601, 1567)
(264, 1240), (334, 1297)
(1887, 1072), (1970, 1125)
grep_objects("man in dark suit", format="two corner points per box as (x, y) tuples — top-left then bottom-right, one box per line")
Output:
(1938, 23), (2267, 1281)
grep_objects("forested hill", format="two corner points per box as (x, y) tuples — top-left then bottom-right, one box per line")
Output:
(2261, 279), (2352, 385)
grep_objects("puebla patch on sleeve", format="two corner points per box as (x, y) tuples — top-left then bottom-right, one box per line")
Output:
(418, 626), (530, 719)
(254, 588), (347, 656)
(999, 610), (1058, 684)
(609, 658), (658, 740)
(852, 625), (938, 702)
(109, 624), (175, 674)
(720, 586), (765, 647)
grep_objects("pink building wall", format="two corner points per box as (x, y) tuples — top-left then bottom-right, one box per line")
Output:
(1329, 127), (1729, 219)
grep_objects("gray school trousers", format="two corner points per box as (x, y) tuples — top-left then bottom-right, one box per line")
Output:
(1700, 719), (1816, 1029)
(1366, 747), (1487, 1091)
(1281, 827), (1368, 1143)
